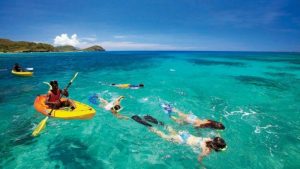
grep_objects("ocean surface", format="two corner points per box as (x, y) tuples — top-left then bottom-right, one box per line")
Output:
(0, 51), (299, 169)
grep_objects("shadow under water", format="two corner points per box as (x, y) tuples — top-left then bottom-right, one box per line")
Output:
(189, 59), (246, 67)
(234, 75), (288, 90)
(48, 137), (103, 169)
(0, 118), (36, 167)
(264, 72), (296, 78)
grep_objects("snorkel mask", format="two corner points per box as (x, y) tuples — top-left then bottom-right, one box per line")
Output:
(219, 145), (227, 152)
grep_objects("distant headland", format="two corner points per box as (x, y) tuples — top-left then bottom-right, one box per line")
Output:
(0, 38), (105, 53)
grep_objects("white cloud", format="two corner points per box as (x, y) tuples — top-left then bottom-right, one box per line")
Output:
(53, 33), (195, 50)
(53, 33), (80, 47)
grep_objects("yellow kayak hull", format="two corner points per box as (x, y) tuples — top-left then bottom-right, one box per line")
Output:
(34, 95), (96, 120)
(11, 70), (33, 76)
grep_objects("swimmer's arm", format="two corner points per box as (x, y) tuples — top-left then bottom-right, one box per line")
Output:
(198, 148), (211, 162)
(114, 96), (125, 105)
(99, 98), (109, 105)
(111, 109), (129, 120)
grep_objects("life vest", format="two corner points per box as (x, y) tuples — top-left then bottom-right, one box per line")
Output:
(48, 89), (61, 102)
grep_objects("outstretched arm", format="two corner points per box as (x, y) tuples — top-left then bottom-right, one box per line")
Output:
(114, 96), (125, 105)
(110, 108), (129, 120)
(198, 147), (211, 162)
(99, 97), (109, 105)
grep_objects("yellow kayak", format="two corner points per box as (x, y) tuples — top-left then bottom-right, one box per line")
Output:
(34, 95), (96, 120)
(11, 70), (33, 76)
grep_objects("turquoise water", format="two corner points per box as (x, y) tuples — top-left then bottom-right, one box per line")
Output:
(0, 51), (300, 169)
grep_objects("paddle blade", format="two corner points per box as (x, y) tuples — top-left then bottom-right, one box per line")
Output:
(32, 117), (48, 137)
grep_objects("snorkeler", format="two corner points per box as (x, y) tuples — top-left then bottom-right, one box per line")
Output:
(99, 96), (129, 119)
(132, 115), (227, 162)
(161, 104), (225, 130)
(111, 83), (144, 89)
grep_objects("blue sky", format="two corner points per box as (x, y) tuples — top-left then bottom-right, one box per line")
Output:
(0, 0), (300, 51)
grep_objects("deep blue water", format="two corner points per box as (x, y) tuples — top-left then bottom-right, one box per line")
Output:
(0, 51), (300, 169)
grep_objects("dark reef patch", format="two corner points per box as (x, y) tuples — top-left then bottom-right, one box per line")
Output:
(234, 75), (287, 90)
(286, 66), (300, 70)
(48, 137), (103, 169)
(189, 59), (245, 67)
(264, 72), (296, 78)
(0, 118), (36, 167)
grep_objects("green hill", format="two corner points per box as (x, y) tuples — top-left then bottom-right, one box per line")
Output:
(0, 38), (105, 53)
(55, 45), (78, 52)
(82, 45), (105, 51)
(0, 38), (55, 53)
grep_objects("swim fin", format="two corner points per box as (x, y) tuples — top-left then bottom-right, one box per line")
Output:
(144, 115), (164, 126)
(132, 115), (152, 127)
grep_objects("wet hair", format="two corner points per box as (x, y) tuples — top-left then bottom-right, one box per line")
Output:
(113, 105), (121, 111)
(207, 137), (226, 152)
(197, 120), (225, 130)
(139, 84), (144, 87)
(111, 83), (116, 86)
(50, 80), (58, 87)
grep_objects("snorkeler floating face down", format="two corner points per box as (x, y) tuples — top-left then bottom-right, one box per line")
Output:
(196, 120), (225, 130)
(208, 137), (227, 152)
(112, 105), (121, 111)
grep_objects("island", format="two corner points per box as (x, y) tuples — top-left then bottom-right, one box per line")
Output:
(0, 38), (105, 53)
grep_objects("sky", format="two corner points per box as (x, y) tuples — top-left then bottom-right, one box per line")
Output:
(0, 0), (300, 51)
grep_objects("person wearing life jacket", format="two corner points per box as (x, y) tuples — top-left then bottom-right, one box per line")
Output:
(13, 63), (22, 72)
(45, 80), (75, 110)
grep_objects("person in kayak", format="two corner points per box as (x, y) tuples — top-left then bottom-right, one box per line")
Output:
(13, 63), (22, 72)
(99, 96), (129, 119)
(162, 104), (225, 130)
(132, 115), (227, 162)
(111, 83), (144, 89)
(45, 80), (76, 110)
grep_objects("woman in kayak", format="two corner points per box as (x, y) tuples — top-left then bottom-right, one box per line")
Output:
(45, 80), (76, 110)
(12, 63), (22, 72)
(132, 115), (227, 162)
(162, 104), (225, 130)
(99, 96), (129, 119)
(111, 83), (144, 89)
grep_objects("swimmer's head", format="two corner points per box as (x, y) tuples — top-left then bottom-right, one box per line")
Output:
(111, 83), (116, 86)
(139, 84), (144, 87)
(208, 137), (227, 152)
(196, 120), (225, 130)
(112, 105), (121, 111)
(209, 120), (225, 130)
